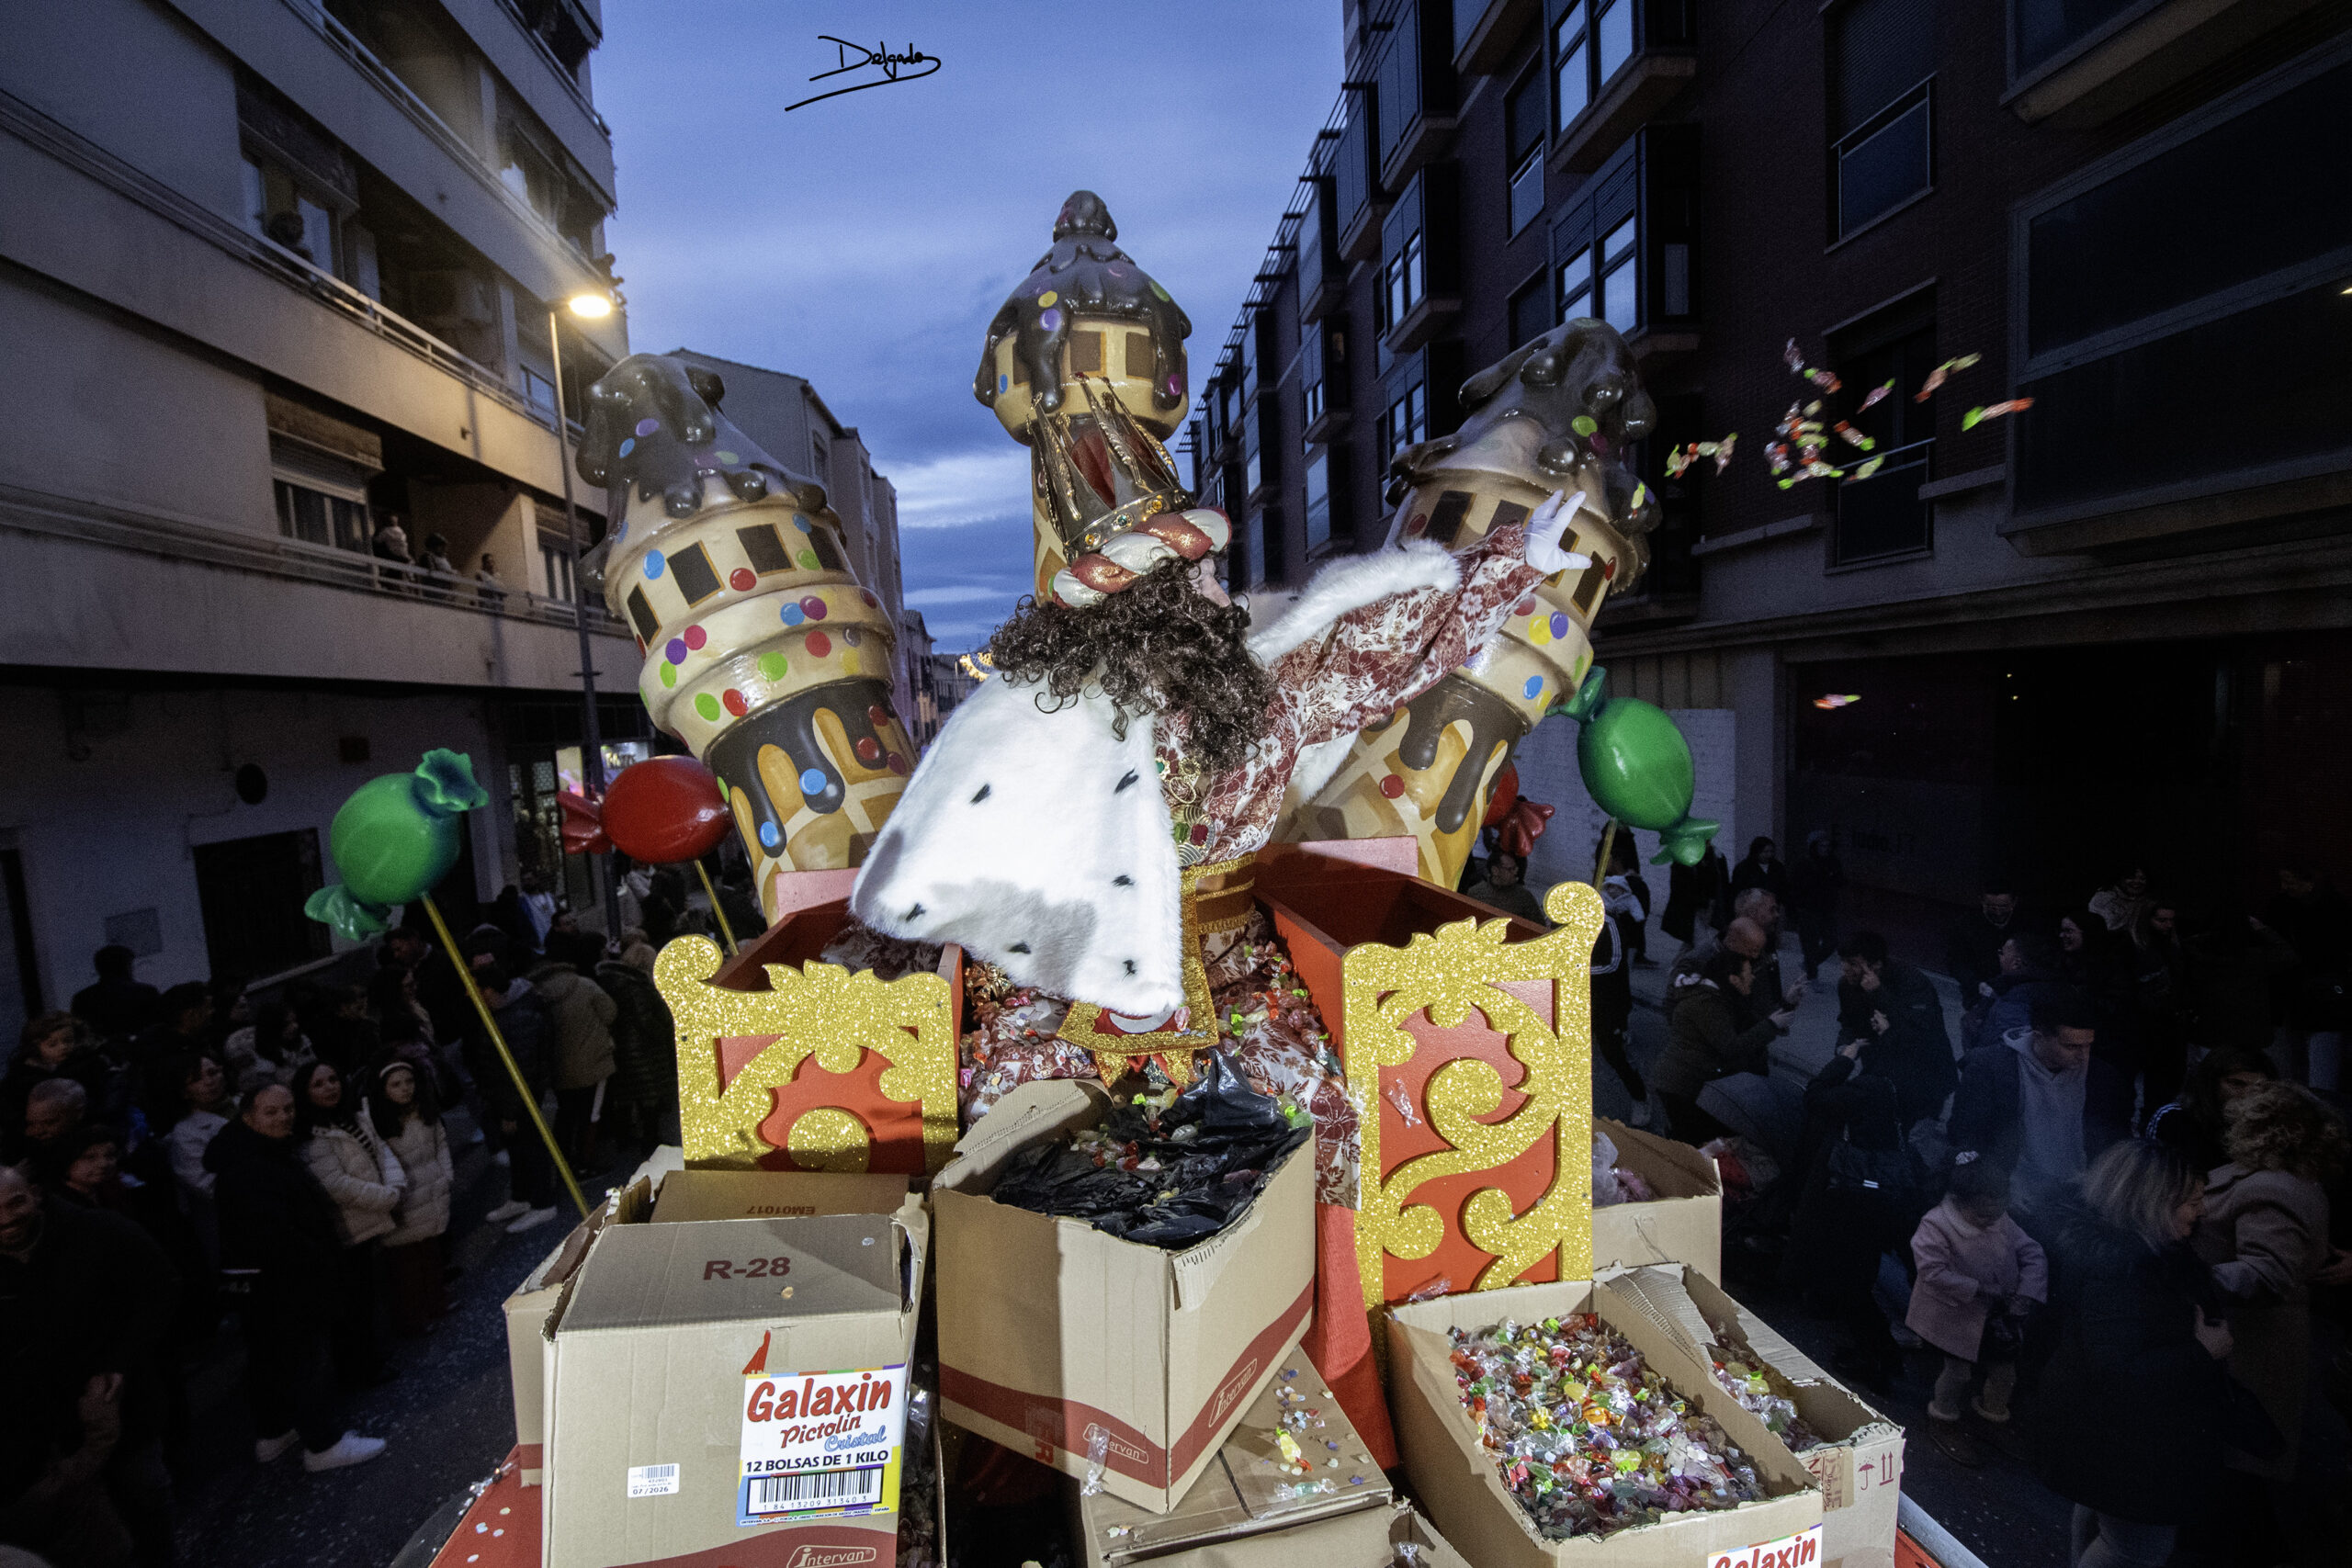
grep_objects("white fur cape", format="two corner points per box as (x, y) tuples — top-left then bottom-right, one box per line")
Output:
(849, 544), (1460, 1014)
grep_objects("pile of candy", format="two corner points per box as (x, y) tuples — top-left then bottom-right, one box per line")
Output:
(1450, 1314), (1767, 1539)
(1206, 912), (1359, 1206)
(955, 956), (1088, 1120)
(1703, 1347), (1823, 1452)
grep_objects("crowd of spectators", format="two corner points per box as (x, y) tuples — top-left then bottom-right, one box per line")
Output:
(0, 890), (683, 1568)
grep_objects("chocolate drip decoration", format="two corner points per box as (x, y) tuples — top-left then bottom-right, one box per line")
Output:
(973, 191), (1193, 419)
(1394, 677), (1532, 835)
(579, 355), (826, 523)
(706, 678), (900, 851)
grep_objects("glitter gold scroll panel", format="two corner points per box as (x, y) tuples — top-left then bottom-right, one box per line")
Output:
(1346, 880), (1602, 1308)
(655, 934), (959, 1175)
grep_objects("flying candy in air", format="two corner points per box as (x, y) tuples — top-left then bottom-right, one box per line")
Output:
(1914, 354), (1983, 402)
(303, 750), (489, 940)
(1555, 668), (1720, 866)
(1962, 399), (2035, 430)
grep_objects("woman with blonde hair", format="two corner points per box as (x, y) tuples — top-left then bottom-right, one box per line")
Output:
(2191, 1082), (2351, 1559)
(2034, 1139), (2277, 1568)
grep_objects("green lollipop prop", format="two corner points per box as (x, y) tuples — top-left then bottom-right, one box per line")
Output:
(1555, 667), (1721, 867)
(304, 749), (587, 1219)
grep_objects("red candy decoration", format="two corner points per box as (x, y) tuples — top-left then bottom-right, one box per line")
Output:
(598, 756), (731, 863)
(866, 705), (892, 730)
(729, 568), (756, 592)
(886, 753), (909, 775)
(1380, 773), (1407, 799)
(1484, 762), (1521, 827)
(806, 630), (832, 659)
(722, 689), (749, 717)
(854, 737), (881, 764)
(683, 625), (709, 650)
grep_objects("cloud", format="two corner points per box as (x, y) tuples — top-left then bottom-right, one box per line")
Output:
(888, 447), (1035, 531)
(904, 583), (1019, 608)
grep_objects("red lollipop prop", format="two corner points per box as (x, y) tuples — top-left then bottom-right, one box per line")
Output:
(1483, 761), (1521, 828)
(602, 757), (732, 864)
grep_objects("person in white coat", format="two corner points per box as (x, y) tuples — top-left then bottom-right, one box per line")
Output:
(365, 1061), (454, 1336)
(293, 1062), (404, 1387)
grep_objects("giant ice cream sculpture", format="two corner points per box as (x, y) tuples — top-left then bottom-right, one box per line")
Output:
(577, 355), (916, 920)
(1280, 321), (1679, 884)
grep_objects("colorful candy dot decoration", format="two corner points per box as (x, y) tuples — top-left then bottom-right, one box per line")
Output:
(684, 625), (709, 650)
(842, 651), (861, 676)
(1523, 675), (1545, 700)
(723, 689), (749, 717)
(800, 595), (828, 621)
(635, 417), (661, 437)
(1380, 774), (1407, 799)
(665, 637), (689, 664)
(781, 603), (805, 626)
(797, 767), (827, 796)
(1531, 620), (1554, 647)
(1550, 613), (1571, 638)
(842, 626), (863, 648)
(759, 821), (781, 849)
(807, 630), (833, 659)
(861, 590), (879, 608)
(796, 549), (821, 570)
(1039, 307), (1063, 331)
(695, 693), (722, 721)
(618, 437), (636, 458)
(658, 663), (678, 689)
(717, 450), (740, 464)
(887, 753), (909, 775)
(644, 550), (666, 579)
(730, 568), (757, 592)
(1448, 1314), (1765, 1540)
(1037, 289), (1058, 308)
(758, 651), (788, 681)
(865, 705), (891, 728)
(1570, 415), (1599, 436)
(854, 737), (881, 763)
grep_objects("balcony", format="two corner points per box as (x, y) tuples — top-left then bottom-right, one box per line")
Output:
(1830, 439), (1935, 568)
(1335, 88), (1387, 264)
(1298, 177), (1346, 321)
(1453, 0), (1544, 75)
(2005, 0), (2330, 126)
(1374, 0), (1461, 189)
(1550, 50), (1696, 174)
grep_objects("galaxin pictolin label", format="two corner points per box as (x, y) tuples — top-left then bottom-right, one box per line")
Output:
(737, 1331), (906, 1528)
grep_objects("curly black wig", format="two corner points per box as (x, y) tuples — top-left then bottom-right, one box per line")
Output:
(985, 559), (1274, 775)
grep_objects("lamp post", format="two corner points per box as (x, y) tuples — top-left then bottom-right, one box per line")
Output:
(549, 291), (626, 946)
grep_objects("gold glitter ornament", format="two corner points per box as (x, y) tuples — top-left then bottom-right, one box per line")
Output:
(1344, 879), (1602, 1308)
(655, 934), (959, 1171)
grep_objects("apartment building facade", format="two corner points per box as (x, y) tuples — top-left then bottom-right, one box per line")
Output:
(1202, 0), (2350, 931)
(0, 0), (644, 1028)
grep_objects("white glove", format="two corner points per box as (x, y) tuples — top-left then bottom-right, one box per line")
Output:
(1524, 490), (1595, 575)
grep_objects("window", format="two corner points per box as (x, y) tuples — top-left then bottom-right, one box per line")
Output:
(1829, 0), (1935, 239)
(1558, 219), (1638, 332)
(1506, 70), (1548, 237)
(2013, 0), (2143, 81)
(542, 542), (576, 602)
(1302, 326), (1328, 430)
(811, 429), (830, 477)
(1304, 452), (1332, 552)
(522, 367), (556, 416)
(1383, 232), (1426, 333)
(1555, 0), (1634, 129)
(273, 479), (370, 553)
(1829, 300), (1938, 565)
(1510, 275), (1553, 351)
(1384, 380), (1430, 463)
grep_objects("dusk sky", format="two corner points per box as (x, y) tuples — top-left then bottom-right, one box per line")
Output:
(594, 4), (1343, 649)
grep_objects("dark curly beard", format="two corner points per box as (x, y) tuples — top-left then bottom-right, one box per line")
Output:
(985, 561), (1274, 775)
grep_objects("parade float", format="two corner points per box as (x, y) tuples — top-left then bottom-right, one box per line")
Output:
(301, 193), (1935, 1568)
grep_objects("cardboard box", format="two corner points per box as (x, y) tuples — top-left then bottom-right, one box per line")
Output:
(1593, 1117), (1724, 1280)
(504, 1178), (656, 1484)
(1386, 1277), (1823, 1568)
(1075, 1498), (1475, 1568)
(933, 1080), (1317, 1513)
(540, 1171), (927, 1568)
(1072, 1347), (1392, 1565)
(1603, 1266), (1905, 1568)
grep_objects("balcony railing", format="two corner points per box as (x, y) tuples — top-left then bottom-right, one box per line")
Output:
(0, 85), (581, 446)
(1830, 438), (1935, 565)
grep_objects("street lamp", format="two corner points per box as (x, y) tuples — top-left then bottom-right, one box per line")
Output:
(548, 288), (625, 944)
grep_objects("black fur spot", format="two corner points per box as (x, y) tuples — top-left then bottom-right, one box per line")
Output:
(903, 903), (925, 921)
(1123, 959), (1136, 975)
(1113, 874), (1134, 886)
(970, 784), (990, 804)
(1007, 942), (1031, 954)
(1114, 769), (1138, 794)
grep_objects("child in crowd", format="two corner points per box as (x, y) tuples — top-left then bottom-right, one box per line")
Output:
(1909, 1156), (2048, 1427)
(367, 1062), (454, 1337)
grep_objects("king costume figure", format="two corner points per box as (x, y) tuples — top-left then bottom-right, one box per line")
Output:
(846, 193), (1615, 1206)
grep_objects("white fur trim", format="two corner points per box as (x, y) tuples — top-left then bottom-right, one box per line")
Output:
(1285, 733), (1356, 807)
(1245, 541), (1462, 666)
(849, 674), (1185, 1014)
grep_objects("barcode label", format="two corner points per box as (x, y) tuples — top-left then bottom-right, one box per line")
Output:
(627, 1463), (680, 1498)
(748, 1466), (883, 1514)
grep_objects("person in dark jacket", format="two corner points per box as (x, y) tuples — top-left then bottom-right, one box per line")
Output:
(1787, 831), (1846, 981)
(2033, 1139), (2278, 1568)
(1834, 931), (1956, 1126)
(203, 1087), (384, 1472)
(462, 951), (562, 1234)
(1964, 931), (2065, 1055)
(1653, 947), (1791, 1145)
(1, 1014), (125, 1163)
(1944, 881), (2021, 1004)
(1949, 989), (2131, 1239)
(1729, 837), (1787, 908)
(596, 951), (677, 1147)
(69, 947), (159, 1049)
(1783, 1037), (1911, 1390)
(1660, 840), (1727, 955)
(2145, 1047), (2276, 1176)
(0, 1162), (178, 1567)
